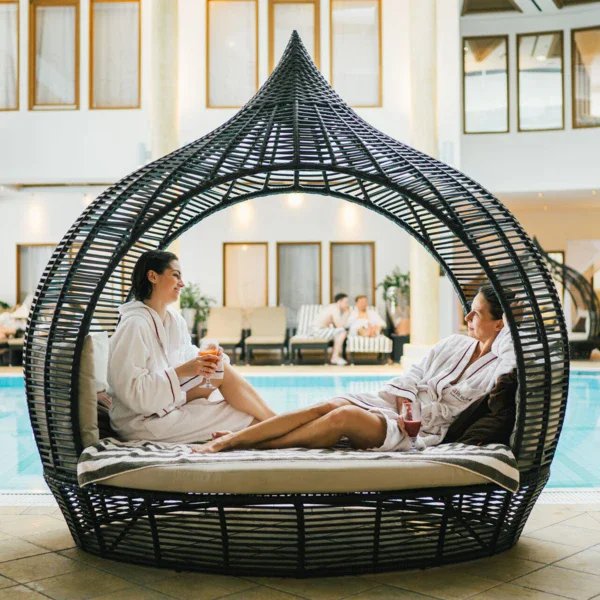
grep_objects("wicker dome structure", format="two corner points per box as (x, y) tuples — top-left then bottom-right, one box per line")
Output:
(24, 33), (569, 576)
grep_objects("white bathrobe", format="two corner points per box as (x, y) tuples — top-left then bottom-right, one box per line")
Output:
(107, 301), (253, 443)
(346, 308), (386, 336)
(341, 328), (517, 451)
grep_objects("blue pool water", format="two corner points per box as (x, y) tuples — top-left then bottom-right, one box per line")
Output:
(1, 372), (599, 491)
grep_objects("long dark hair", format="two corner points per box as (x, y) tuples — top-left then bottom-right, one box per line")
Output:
(131, 250), (178, 301)
(477, 283), (515, 320)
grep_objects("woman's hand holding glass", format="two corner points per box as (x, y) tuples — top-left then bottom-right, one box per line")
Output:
(175, 351), (220, 381)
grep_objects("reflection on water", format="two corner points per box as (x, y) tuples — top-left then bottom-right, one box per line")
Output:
(1, 372), (598, 492)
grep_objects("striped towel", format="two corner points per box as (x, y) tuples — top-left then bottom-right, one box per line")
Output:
(78, 439), (520, 493)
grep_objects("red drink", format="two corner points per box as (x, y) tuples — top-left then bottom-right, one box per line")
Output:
(404, 420), (422, 438)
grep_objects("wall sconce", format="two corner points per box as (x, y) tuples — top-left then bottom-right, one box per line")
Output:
(82, 194), (93, 207)
(343, 203), (358, 229)
(235, 202), (253, 227)
(288, 193), (303, 207)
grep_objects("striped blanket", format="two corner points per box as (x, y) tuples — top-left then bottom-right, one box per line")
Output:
(78, 438), (520, 493)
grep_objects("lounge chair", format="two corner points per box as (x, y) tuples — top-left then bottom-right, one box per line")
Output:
(244, 307), (287, 364)
(347, 306), (393, 364)
(201, 307), (243, 364)
(288, 304), (337, 364)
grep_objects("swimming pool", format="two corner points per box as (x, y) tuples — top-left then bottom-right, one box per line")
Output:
(1, 372), (599, 492)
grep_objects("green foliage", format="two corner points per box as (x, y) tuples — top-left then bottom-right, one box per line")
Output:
(179, 283), (215, 324)
(377, 267), (410, 304)
(0, 300), (10, 310)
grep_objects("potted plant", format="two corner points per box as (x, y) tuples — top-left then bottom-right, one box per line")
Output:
(179, 283), (215, 334)
(377, 267), (410, 335)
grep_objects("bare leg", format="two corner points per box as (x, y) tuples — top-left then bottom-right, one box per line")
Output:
(331, 330), (347, 364)
(196, 398), (350, 453)
(255, 406), (387, 450)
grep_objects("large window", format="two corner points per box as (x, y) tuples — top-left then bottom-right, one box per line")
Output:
(463, 35), (509, 133)
(223, 243), (268, 307)
(29, 0), (79, 110)
(207, 0), (258, 108)
(17, 244), (55, 304)
(0, 0), (18, 110)
(330, 0), (381, 107)
(517, 31), (564, 131)
(277, 242), (321, 325)
(90, 0), (140, 109)
(269, 0), (319, 72)
(572, 26), (600, 128)
(330, 242), (375, 304)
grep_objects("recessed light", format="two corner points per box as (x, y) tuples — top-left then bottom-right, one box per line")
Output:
(592, 190), (597, 196)
(538, 192), (543, 198)
(536, 55), (547, 62)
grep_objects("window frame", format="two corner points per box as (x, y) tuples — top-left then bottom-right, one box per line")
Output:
(462, 34), (510, 135)
(206, 0), (259, 109)
(16, 243), (56, 304)
(571, 25), (600, 129)
(329, 0), (382, 108)
(329, 241), (375, 305)
(223, 242), (269, 307)
(516, 30), (564, 133)
(89, 0), (141, 110)
(269, 0), (320, 73)
(0, 0), (19, 111)
(276, 241), (322, 306)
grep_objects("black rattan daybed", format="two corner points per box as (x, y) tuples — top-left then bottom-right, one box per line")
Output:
(24, 33), (569, 577)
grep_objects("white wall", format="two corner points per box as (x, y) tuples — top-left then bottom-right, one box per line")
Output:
(460, 6), (600, 193)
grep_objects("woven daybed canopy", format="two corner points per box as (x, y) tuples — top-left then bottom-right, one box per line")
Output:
(25, 33), (569, 576)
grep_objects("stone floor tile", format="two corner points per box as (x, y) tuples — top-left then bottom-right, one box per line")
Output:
(359, 567), (499, 600)
(468, 582), (570, 599)
(27, 567), (134, 600)
(452, 554), (545, 582)
(0, 585), (49, 599)
(560, 513), (600, 531)
(223, 586), (306, 599)
(554, 548), (600, 576)
(0, 577), (15, 591)
(504, 537), (581, 563)
(21, 507), (58, 516)
(90, 586), (175, 600)
(148, 572), (258, 600)
(0, 516), (69, 538)
(525, 524), (600, 550)
(59, 548), (177, 586)
(0, 540), (48, 564)
(0, 552), (85, 584)
(345, 585), (437, 599)
(20, 529), (76, 552)
(513, 564), (600, 600)
(0, 510), (25, 517)
(246, 575), (377, 600)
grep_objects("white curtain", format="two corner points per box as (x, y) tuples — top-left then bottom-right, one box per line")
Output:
(331, 243), (373, 305)
(35, 5), (76, 106)
(273, 3), (315, 69)
(331, 0), (379, 106)
(208, 0), (257, 107)
(0, 3), (17, 109)
(19, 245), (54, 303)
(92, 1), (139, 108)
(278, 244), (320, 326)
(225, 244), (268, 307)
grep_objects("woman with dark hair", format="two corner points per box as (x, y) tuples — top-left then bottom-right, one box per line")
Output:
(107, 250), (275, 443)
(198, 284), (517, 453)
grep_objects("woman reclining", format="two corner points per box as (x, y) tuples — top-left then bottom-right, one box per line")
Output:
(198, 284), (517, 453)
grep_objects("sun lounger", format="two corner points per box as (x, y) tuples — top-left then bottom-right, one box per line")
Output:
(201, 307), (244, 364)
(244, 307), (287, 364)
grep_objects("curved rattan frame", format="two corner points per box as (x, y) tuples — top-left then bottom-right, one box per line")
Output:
(25, 33), (569, 577)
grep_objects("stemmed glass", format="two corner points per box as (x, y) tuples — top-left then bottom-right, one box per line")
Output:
(199, 339), (220, 389)
(401, 401), (422, 452)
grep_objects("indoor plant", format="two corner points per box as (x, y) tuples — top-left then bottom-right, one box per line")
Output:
(179, 283), (215, 333)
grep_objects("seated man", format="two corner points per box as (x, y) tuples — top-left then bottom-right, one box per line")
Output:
(347, 295), (386, 338)
(311, 293), (350, 366)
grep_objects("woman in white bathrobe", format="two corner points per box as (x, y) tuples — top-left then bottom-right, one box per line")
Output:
(108, 250), (276, 443)
(198, 284), (516, 453)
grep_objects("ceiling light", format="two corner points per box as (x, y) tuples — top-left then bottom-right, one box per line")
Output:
(593, 190), (597, 196)
(288, 193), (303, 207)
(538, 192), (543, 198)
(536, 55), (547, 62)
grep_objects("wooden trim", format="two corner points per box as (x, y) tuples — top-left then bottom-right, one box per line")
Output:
(16, 243), (56, 304)
(329, 241), (376, 305)
(268, 0), (320, 73)
(89, 0), (141, 110)
(330, 0), (382, 108)
(462, 34), (509, 135)
(461, 0), (522, 15)
(276, 242), (322, 306)
(0, 0), (19, 111)
(553, 0), (600, 7)
(571, 25), (600, 129)
(223, 242), (269, 307)
(206, 0), (259, 109)
(29, 0), (80, 111)
(516, 30), (564, 132)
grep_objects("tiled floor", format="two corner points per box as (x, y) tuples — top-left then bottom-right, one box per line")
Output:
(0, 503), (599, 599)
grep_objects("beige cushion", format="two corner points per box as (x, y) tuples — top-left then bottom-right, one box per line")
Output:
(100, 459), (488, 494)
(245, 335), (285, 345)
(249, 307), (286, 337)
(290, 335), (331, 344)
(78, 332), (109, 448)
(205, 307), (243, 344)
(205, 336), (242, 346)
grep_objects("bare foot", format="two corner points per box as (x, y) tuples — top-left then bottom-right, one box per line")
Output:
(192, 434), (234, 453)
(212, 430), (233, 440)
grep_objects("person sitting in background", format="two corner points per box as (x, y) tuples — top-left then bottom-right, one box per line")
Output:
(347, 295), (386, 338)
(312, 293), (350, 366)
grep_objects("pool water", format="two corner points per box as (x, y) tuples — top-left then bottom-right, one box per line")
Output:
(1, 372), (599, 492)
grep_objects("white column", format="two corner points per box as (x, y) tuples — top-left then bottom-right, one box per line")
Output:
(402, 0), (440, 367)
(151, 0), (179, 160)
